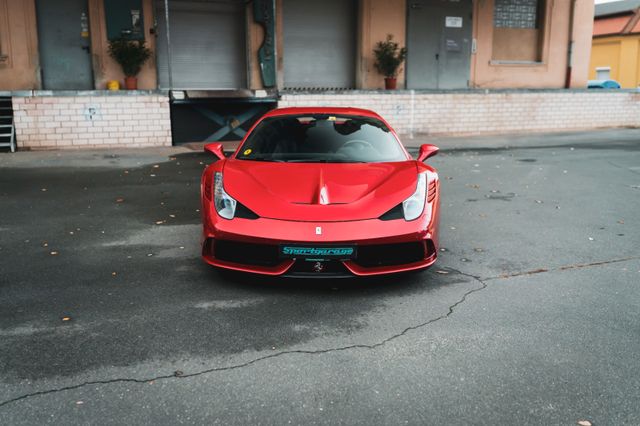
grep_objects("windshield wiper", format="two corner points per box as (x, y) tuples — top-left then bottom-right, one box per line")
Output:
(286, 158), (367, 163)
(240, 156), (285, 162)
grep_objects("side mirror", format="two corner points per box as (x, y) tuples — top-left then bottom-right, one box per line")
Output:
(204, 142), (225, 160)
(417, 144), (439, 162)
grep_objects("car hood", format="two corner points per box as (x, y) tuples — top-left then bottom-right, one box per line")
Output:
(223, 160), (418, 221)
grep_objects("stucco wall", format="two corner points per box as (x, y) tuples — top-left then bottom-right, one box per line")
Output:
(591, 36), (640, 88)
(471, 0), (594, 89)
(358, 0), (407, 89)
(88, 0), (157, 90)
(0, 0), (39, 90)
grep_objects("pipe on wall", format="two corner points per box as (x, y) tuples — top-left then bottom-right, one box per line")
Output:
(565, 0), (577, 88)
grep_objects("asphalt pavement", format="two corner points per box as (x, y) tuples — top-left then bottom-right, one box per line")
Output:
(1, 129), (639, 425)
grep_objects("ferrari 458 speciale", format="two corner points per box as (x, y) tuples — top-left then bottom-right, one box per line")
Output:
(200, 107), (440, 277)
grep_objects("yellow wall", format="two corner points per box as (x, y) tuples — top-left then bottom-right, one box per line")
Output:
(590, 35), (640, 88)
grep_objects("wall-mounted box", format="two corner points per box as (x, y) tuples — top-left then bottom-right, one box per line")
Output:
(105, 0), (145, 41)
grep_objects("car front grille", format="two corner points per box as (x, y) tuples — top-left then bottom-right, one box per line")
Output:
(206, 239), (435, 271)
(353, 241), (429, 268)
(209, 239), (281, 267)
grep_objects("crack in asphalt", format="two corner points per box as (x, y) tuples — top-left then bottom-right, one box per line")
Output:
(0, 269), (488, 409)
(485, 256), (640, 281)
(1, 255), (637, 409)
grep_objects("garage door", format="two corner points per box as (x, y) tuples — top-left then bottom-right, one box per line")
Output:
(283, 0), (356, 90)
(155, 0), (246, 89)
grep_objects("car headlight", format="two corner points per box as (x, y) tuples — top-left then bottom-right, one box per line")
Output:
(214, 172), (237, 219)
(402, 173), (427, 221)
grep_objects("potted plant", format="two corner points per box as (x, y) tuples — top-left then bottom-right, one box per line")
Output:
(373, 34), (407, 90)
(107, 39), (152, 90)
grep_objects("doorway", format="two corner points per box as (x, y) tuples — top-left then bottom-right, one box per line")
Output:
(36, 0), (94, 90)
(406, 0), (472, 89)
(282, 0), (357, 90)
(155, 0), (247, 89)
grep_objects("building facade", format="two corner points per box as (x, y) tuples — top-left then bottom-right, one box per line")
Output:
(1, 0), (595, 92)
(1, 0), (637, 150)
(590, 0), (640, 88)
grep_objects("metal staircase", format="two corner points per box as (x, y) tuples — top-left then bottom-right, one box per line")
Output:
(0, 97), (16, 152)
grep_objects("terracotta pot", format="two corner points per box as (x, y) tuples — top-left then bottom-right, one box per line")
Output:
(384, 77), (397, 90)
(124, 76), (138, 90)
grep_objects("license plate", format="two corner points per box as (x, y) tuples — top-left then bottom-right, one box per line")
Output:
(279, 245), (356, 260)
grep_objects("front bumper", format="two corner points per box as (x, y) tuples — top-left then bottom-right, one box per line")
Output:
(201, 215), (438, 277)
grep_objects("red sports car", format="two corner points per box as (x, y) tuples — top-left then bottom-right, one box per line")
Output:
(200, 107), (440, 277)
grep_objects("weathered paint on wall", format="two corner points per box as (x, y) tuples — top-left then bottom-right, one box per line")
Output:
(88, 0), (157, 90)
(590, 35), (640, 88)
(0, 0), (40, 90)
(471, 0), (593, 89)
(1, 0), (595, 92)
(358, 0), (407, 89)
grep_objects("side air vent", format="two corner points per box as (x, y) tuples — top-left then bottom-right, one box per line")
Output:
(427, 180), (437, 203)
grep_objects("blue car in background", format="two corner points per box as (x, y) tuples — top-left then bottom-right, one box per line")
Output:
(587, 80), (621, 89)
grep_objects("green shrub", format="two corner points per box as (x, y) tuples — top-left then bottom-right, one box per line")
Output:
(373, 34), (407, 78)
(108, 39), (152, 77)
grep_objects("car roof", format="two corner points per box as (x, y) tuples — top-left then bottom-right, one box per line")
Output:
(263, 107), (385, 120)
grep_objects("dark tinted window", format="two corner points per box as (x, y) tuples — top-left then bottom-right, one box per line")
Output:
(237, 114), (407, 163)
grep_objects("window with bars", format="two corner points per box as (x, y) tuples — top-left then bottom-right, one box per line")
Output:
(494, 0), (541, 29)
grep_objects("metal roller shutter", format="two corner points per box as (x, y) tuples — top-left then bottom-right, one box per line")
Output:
(155, 0), (247, 89)
(283, 0), (356, 90)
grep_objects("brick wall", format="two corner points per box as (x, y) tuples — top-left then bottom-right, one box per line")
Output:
(12, 94), (172, 149)
(279, 91), (640, 136)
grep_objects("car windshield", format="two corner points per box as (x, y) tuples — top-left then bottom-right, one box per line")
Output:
(236, 114), (407, 163)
